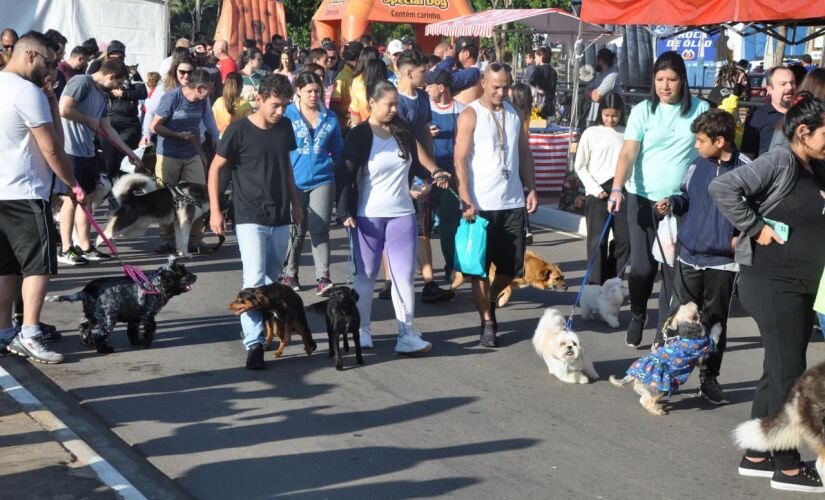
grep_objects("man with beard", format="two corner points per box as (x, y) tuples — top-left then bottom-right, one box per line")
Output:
(0, 31), (84, 364)
(57, 46), (91, 87)
(741, 66), (796, 158)
(1, 28), (18, 55)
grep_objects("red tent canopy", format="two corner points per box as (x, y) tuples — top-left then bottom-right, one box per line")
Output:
(425, 8), (609, 41)
(580, 0), (825, 26)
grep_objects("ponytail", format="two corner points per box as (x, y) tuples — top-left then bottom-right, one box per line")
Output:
(783, 91), (825, 142)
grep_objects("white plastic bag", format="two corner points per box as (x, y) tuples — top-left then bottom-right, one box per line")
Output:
(652, 214), (678, 266)
(119, 146), (147, 174)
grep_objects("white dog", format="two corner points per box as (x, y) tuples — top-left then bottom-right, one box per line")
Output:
(532, 308), (599, 384)
(579, 277), (627, 328)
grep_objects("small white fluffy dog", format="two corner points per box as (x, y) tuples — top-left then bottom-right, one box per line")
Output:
(579, 277), (627, 328)
(532, 308), (598, 384)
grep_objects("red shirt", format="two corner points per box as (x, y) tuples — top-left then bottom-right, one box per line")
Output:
(217, 57), (238, 82)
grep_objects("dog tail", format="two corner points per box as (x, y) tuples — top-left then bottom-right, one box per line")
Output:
(609, 375), (633, 387)
(111, 173), (157, 202)
(733, 401), (803, 453)
(46, 292), (85, 303)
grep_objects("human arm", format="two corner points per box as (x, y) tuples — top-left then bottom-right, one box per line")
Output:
(202, 98), (220, 146)
(608, 140), (640, 212)
(594, 72), (619, 99)
(572, 130), (606, 197)
(454, 107), (477, 220)
(335, 126), (365, 227)
(518, 121), (538, 215)
(100, 116), (143, 169)
(121, 79), (148, 101)
(150, 114), (193, 141)
(44, 88), (65, 147)
(668, 164), (695, 216)
(29, 124), (82, 203)
(208, 154), (229, 236)
(329, 118), (345, 166)
(59, 95), (100, 132)
(286, 152), (303, 229)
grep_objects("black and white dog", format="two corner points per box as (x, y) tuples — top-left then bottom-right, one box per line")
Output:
(47, 257), (197, 353)
(99, 173), (220, 257)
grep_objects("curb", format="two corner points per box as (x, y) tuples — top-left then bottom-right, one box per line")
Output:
(532, 205), (586, 236)
(0, 365), (147, 500)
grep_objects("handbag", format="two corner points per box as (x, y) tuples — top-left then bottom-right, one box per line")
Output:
(815, 269), (825, 315)
(652, 213), (678, 266)
(454, 216), (489, 278)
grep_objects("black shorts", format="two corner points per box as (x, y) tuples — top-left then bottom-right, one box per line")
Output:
(415, 194), (433, 238)
(54, 154), (101, 196)
(0, 199), (58, 277)
(478, 208), (526, 278)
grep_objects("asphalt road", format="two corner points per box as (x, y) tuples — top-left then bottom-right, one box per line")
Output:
(13, 221), (824, 499)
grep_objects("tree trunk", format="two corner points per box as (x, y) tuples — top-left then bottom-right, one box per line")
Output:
(196, 0), (201, 33)
(772, 27), (787, 68)
(820, 35), (825, 68)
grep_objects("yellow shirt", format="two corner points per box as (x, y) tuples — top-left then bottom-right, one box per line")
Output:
(212, 97), (253, 136)
(331, 64), (355, 111)
(348, 74), (370, 124)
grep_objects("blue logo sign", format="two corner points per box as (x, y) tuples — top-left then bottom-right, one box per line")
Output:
(656, 30), (719, 61)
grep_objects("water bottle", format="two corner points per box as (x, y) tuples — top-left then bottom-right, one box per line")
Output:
(411, 177), (426, 195)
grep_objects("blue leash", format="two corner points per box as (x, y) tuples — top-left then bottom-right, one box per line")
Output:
(566, 210), (615, 331)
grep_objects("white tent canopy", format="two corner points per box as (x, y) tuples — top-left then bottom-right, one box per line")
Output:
(0, 0), (169, 74)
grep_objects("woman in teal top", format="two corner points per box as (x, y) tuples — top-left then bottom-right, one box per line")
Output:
(608, 51), (709, 347)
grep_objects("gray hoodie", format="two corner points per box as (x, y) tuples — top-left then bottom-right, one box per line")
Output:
(708, 144), (802, 266)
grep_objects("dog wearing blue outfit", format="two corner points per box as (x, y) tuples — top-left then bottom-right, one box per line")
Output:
(610, 302), (721, 415)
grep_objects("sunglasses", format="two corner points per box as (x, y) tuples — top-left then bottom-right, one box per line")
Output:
(3, 44), (13, 50)
(488, 62), (512, 73)
(177, 69), (193, 75)
(33, 51), (57, 69)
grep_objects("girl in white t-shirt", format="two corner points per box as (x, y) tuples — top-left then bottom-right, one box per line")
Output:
(574, 93), (630, 285)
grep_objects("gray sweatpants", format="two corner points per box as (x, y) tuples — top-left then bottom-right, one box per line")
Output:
(284, 182), (333, 281)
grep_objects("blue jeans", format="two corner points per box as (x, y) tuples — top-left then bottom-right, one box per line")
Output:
(819, 313), (825, 335)
(235, 223), (290, 350)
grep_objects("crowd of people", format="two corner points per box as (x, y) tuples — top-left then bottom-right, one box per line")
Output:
(0, 25), (824, 494)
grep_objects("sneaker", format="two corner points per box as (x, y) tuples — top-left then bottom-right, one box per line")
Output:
(188, 241), (213, 255)
(282, 274), (300, 292)
(11, 319), (61, 342)
(738, 455), (775, 478)
(699, 377), (730, 405)
(421, 281), (455, 303)
(378, 280), (392, 300)
(0, 338), (10, 356)
(479, 320), (497, 347)
(395, 331), (431, 354)
(77, 246), (111, 261)
(625, 314), (646, 347)
(57, 246), (89, 266)
(316, 276), (334, 297)
(155, 241), (176, 254)
(771, 462), (825, 493)
(360, 330), (374, 349)
(245, 344), (265, 370)
(8, 335), (63, 364)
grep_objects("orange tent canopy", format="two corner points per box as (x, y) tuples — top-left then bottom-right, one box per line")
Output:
(214, 0), (288, 59)
(312, 0), (474, 51)
(580, 0), (825, 26)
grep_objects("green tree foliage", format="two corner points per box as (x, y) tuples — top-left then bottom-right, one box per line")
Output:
(169, 0), (220, 40)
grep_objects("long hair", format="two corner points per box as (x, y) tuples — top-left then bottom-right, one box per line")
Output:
(651, 51), (692, 116)
(363, 59), (388, 97)
(164, 47), (192, 91)
(798, 68), (825, 100)
(510, 83), (533, 121)
(782, 91), (825, 142)
(369, 80), (413, 161)
(223, 72), (243, 115)
(354, 46), (380, 77)
(279, 49), (296, 73)
(597, 92), (626, 126)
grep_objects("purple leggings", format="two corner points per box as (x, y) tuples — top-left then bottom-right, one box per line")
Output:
(353, 214), (417, 336)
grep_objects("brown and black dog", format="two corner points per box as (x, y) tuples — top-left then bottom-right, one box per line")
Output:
(228, 284), (316, 358)
(451, 250), (568, 307)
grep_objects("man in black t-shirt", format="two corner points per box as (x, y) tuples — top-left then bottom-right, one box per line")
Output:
(209, 74), (302, 370)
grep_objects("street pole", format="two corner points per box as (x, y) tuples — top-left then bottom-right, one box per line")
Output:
(196, 0), (202, 33)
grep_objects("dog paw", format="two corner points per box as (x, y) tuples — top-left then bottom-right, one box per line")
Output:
(646, 406), (668, 416)
(335, 364), (344, 371)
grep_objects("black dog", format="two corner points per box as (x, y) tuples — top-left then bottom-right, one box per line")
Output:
(311, 287), (362, 370)
(48, 257), (197, 353)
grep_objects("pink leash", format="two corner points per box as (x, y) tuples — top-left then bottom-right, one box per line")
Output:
(77, 201), (158, 295)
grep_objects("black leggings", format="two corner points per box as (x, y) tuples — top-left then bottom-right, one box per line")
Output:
(584, 181), (629, 285)
(738, 271), (817, 469)
(626, 193), (673, 331)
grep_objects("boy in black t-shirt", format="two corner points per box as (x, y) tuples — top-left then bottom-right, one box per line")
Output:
(208, 74), (302, 370)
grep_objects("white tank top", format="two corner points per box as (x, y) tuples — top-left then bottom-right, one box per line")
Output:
(467, 99), (525, 211)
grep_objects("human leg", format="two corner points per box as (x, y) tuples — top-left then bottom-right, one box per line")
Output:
(306, 183), (333, 282)
(155, 154), (184, 244)
(625, 194), (658, 346)
(584, 194), (609, 285)
(436, 185), (461, 279)
(178, 155), (207, 245)
(353, 217), (387, 346)
(610, 192), (630, 280)
(234, 224), (272, 350)
(284, 189), (310, 278)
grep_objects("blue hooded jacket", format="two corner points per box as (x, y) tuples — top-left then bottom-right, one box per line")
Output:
(285, 103), (344, 191)
(670, 149), (751, 268)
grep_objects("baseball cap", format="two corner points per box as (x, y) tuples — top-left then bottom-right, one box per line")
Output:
(106, 40), (126, 55)
(426, 67), (452, 87)
(401, 35), (414, 45)
(387, 39), (404, 55)
(455, 36), (475, 53)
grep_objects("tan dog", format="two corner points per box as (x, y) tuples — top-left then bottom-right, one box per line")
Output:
(451, 250), (568, 307)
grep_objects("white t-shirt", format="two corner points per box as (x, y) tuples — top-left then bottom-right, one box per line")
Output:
(0, 72), (54, 201)
(573, 125), (625, 196)
(357, 134), (415, 218)
(466, 100), (525, 211)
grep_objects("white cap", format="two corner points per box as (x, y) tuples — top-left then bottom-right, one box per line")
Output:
(387, 39), (404, 55)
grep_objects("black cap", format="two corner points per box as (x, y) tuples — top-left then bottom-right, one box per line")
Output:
(401, 35), (414, 45)
(426, 67), (452, 87)
(106, 40), (125, 55)
(455, 36), (475, 52)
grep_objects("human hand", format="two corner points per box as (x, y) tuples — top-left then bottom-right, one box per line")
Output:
(654, 198), (671, 216)
(433, 171), (451, 189)
(429, 123), (440, 137)
(525, 190), (538, 215)
(111, 88), (124, 98)
(598, 191), (608, 200)
(139, 136), (152, 147)
(178, 131), (194, 141)
(591, 89), (601, 101)
(462, 200), (477, 222)
(291, 205), (303, 228)
(128, 153), (144, 171)
(607, 190), (623, 213)
(756, 225), (784, 246)
(71, 184), (86, 205)
(210, 211), (225, 236)
(731, 236), (738, 252)
(342, 217), (356, 229)
(86, 116), (101, 133)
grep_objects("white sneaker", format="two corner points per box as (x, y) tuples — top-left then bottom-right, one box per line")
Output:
(359, 329), (374, 349)
(8, 335), (64, 364)
(395, 331), (431, 354)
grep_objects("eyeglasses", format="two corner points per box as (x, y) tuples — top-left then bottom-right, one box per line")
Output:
(2, 45), (13, 51)
(488, 62), (512, 73)
(33, 51), (57, 69)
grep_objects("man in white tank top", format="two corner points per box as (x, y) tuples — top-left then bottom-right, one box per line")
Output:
(454, 63), (538, 347)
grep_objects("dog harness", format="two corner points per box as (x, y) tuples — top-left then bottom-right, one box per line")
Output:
(625, 335), (714, 396)
(168, 185), (204, 209)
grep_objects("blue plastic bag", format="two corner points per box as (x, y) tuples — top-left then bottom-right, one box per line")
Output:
(454, 216), (489, 278)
